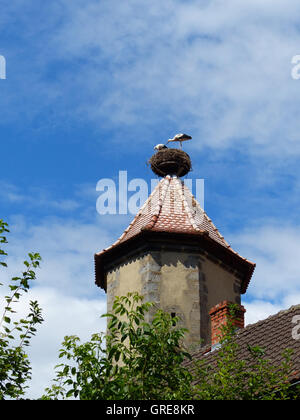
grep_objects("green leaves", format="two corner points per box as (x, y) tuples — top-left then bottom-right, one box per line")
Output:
(191, 313), (296, 400)
(0, 220), (9, 269)
(43, 292), (192, 400)
(1, 214), (294, 400)
(44, 292), (298, 400)
(0, 219), (43, 400)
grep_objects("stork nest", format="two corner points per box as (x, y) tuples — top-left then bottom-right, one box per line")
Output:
(149, 148), (192, 177)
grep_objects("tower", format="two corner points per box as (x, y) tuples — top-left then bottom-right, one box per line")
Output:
(94, 147), (255, 348)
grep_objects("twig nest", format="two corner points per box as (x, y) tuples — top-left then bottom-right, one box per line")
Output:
(149, 149), (192, 177)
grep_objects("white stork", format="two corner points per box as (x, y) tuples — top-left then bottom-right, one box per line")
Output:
(167, 133), (192, 148)
(154, 144), (168, 151)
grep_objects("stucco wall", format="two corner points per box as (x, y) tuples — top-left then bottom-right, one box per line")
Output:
(106, 249), (241, 348)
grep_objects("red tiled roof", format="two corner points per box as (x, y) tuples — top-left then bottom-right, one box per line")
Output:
(185, 304), (300, 385)
(97, 176), (253, 261)
(95, 175), (255, 291)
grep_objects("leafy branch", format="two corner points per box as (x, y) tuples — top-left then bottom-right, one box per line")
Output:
(42, 292), (192, 400)
(0, 219), (43, 400)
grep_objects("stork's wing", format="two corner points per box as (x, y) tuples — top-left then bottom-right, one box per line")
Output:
(174, 133), (192, 140)
(181, 134), (192, 140)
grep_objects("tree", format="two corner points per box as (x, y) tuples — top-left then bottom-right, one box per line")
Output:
(0, 219), (43, 400)
(42, 292), (192, 400)
(43, 297), (299, 400)
(1, 218), (297, 400)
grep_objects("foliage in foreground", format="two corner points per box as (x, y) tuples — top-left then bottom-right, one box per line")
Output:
(0, 219), (43, 400)
(1, 218), (299, 400)
(43, 296), (299, 400)
(42, 293), (192, 400)
(191, 304), (298, 400)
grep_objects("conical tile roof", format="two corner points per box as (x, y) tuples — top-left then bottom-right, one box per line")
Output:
(95, 175), (255, 292)
(99, 175), (235, 253)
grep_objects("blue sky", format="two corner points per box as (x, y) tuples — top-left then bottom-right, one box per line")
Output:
(1, 0), (300, 397)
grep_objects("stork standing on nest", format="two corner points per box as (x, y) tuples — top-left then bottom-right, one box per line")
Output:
(167, 133), (192, 149)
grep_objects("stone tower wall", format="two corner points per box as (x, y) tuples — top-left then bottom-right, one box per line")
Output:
(105, 249), (242, 349)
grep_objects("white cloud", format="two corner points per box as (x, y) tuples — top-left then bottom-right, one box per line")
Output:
(228, 224), (300, 328)
(0, 211), (136, 399)
(1, 216), (113, 399)
(232, 225), (300, 301)
(2, 1), (300, 157)
(28, 287), (106, 399)
(44, 0), (300, 156)
(0, 181), (81, 212)
(0, 287), (106, 399)
(244, 293), (300, 326)
(3, 216), (114, 297)
(244, 300), (282, 326)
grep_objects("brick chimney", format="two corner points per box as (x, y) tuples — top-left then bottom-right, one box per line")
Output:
(209, 301), (246, 348)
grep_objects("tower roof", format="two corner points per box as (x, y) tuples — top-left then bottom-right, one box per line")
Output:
(105, 175), (231, 247)
(95, 175), (255, 292)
